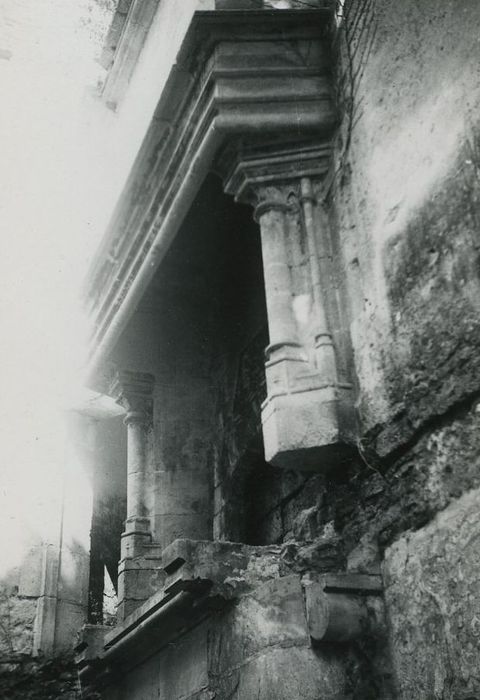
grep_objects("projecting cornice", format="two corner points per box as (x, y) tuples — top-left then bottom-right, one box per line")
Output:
(86, 8), (336, 379)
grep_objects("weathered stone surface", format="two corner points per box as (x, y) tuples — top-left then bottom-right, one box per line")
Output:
(384, 488), (480, 699)
(212, 646), (345, 700)
(281, 532), (345, 574)
(0, 591), (36, 657)
(0, 656), (81, 699)
(208, 575), (309, 676)
(162, 538), (289, 598)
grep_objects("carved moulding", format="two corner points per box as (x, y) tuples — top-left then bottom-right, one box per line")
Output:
(86, 8), (355, 470)
(86, 8), (335, 372)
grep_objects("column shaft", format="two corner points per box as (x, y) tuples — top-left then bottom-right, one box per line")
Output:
(257, 206), (299, 352)
(110, 371), (154, 558)
(300, 177), (338, 383)
(125, 417), (148, 520)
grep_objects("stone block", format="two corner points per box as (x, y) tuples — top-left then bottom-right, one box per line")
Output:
(208, 575), (309, 676)
(0, 596), (36, 656)
(213, 646), (346, 700)
(18, 545), (44, 598)
(117, 555), (164, 620)
(33, 595), (57, 656)
(54, 600), (88, 653)
(162, 539), (288, 598)
(261, 386), (356, 471)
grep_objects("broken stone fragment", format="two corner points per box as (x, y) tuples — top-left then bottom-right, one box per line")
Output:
(281, 534), (345, 573)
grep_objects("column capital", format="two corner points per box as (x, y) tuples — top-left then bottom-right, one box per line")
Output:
(110, 370), (155, 424)
(220, 140), (331, 209)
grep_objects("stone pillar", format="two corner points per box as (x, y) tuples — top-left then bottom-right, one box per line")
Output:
(300, 176), (338, 383)
(111, 370), (154, 559)
(111, 371), (163, 620)
(254, 186), (311, 397)
(223, 144), (356, 471)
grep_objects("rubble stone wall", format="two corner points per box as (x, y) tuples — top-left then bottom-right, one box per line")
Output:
(324, 0), (480, 697)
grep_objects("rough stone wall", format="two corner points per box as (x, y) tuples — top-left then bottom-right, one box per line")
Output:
(384, 488), (480, 700)
(0, 579), (37, 659)
(0, 656), (81, 699)
(316, 0), (480, 696)
(101, 572), (381, 700)
(330, 0), (480, 441)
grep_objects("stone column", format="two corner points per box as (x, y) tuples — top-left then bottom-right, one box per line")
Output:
(223, 143), (356, 471)
(110, 370), (154, 559)
(253, 186), (310, 397)
(111, 370), (164, 620)
(300, 176), (338, 383)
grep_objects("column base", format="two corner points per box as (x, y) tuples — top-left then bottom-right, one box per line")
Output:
(120, 517), (152, 559)
(261, 384), (357, 471)
(117, 546), (164, 621)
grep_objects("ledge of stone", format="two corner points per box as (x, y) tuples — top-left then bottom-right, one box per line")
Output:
(77, 539), (384, 695)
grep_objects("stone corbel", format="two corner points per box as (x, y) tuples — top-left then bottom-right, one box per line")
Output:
(303, 574), (384, 643)
(222, 144), (357, 471)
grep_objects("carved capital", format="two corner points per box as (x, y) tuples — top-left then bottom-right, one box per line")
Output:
(110, 370), (155, 424)
(253, 185), (293, 222)
(221, 141), (330, 208)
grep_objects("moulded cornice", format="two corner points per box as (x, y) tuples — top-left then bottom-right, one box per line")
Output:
(220, 140), (332, 206)
(86, 8), (336, 380)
